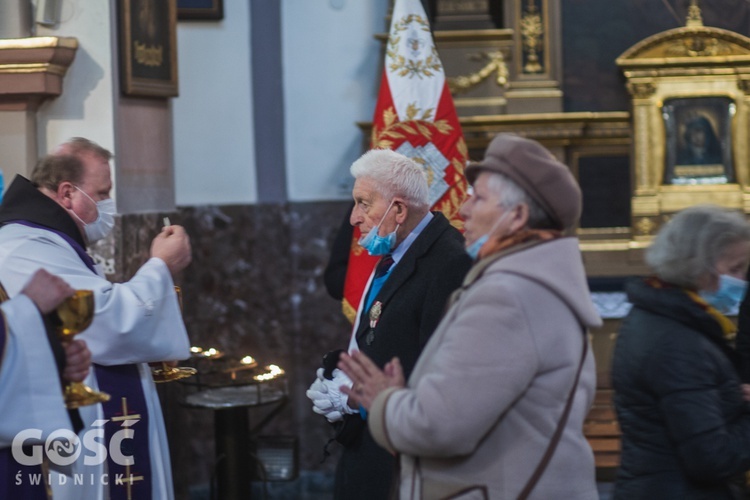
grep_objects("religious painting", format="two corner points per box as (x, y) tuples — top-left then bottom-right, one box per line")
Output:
(177, 0), (223, 20)
(119, 0), (178, 97)
(662, 96), (734, 185)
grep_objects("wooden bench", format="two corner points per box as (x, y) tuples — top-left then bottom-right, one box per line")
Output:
(584, 388), (621, 480)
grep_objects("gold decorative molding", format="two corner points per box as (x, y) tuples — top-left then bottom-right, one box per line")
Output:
(686, 0), (703, 28)
(617, 26), (750, 69)
(634, 217), (658, 237)
(520, 1), (543, 73)
(447, 50), (508, 94)
(626, 81), (657, 99)
(0, 36), (78, 110)
(454, 96), (507, 107)
(0, 63), (70, 76)
(665, 34), (732, 58)
(618, 20), (750, 228)
(0, 37), (78, 50)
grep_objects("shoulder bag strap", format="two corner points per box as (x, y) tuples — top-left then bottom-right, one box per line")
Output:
(517, 329), (589, 500)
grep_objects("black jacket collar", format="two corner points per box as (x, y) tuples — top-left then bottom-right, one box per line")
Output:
(356, 211), (453, 337)
(0, 175), (86, 249)
(626, 277), (740, 367)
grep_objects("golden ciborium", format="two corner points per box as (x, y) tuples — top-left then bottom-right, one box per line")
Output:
(151, 286), (197, 383)
(56, 290), (111, 409)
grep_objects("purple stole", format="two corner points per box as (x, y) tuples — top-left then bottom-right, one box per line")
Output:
(10, 221), (153, 500)
(0, 449), (48, 500)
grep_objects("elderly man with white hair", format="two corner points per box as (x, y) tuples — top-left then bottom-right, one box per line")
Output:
(307, 149), (471, 499)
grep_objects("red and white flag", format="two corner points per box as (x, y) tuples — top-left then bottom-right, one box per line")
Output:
(342, 0), (469, 322)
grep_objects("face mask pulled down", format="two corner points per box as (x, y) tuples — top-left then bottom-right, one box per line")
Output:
(465, 209), (513, 260)
(358, 200), (399, 256)
(71, 186), (116, 243)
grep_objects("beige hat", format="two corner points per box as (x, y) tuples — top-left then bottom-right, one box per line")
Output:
(465, 134), (582, 230)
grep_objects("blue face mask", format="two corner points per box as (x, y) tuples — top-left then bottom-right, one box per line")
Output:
(464, 210), (512, 260)
(699, 274), (748, 315)
(358, 200), (399, 256)
(465, 234), (489, 260)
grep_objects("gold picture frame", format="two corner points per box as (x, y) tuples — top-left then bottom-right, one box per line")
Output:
(118, 0), (178, 97)
(662, 96), (734, 186)
(617, 22), (750, 240)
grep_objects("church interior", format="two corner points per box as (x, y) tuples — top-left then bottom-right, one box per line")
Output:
(3, 0), (750, 498)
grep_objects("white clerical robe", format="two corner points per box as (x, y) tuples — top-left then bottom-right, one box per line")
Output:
(0, 223), (190, 500)
(0, 293), (72, 448)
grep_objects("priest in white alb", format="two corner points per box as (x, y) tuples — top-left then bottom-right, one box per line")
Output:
(0, 138), (192, 500)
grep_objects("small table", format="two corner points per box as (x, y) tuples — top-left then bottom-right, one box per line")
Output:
(183, 382), (287, 500)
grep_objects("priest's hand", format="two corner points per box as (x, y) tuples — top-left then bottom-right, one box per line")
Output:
(151, 225), (192, 274)
(63, 339), (91, 383)
(21, 269), (75, 314)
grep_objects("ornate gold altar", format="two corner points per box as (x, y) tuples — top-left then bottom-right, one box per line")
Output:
(617, 4), (750, 244)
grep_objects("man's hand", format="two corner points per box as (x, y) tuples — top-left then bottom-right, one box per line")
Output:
(306, 368), (357, 422)
(151, 225), (192, 275)
(63, 339), (91, 383)
(21, 269), (75, 314)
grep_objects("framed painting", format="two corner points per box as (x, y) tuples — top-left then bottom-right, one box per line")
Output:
(177, 0), (224, 20)
(662, 96), (735, 185)
(119, 0), (178, 97)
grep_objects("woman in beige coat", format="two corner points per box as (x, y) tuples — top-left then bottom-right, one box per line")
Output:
(340, 134), (602, 499)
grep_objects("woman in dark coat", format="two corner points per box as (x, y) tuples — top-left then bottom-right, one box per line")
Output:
(613, 205), (750, 499)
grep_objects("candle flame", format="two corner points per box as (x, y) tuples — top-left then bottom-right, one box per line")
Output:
(253, 364), (284, 381)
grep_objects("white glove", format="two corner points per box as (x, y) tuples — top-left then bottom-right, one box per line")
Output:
(306, 368), (356, 422)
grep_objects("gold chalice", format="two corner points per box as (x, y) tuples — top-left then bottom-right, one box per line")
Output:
(151, 286), (197, 383)
(56, 290), (111, 409)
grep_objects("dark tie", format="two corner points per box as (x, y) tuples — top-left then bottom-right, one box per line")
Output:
(374, 254), (394, 279)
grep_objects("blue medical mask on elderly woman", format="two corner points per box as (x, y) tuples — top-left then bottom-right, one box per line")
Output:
(465, 210), (513, 260)
(699, 274), (749, 315)
(358, 200), (400, 256)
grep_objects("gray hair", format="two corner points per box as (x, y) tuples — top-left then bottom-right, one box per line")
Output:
(646, 205), (750, 288)
(31, 154), (85, 191)
(350, 149), (430, 212)
(55, 137), (113, 163)
(484, 172), (556, 229)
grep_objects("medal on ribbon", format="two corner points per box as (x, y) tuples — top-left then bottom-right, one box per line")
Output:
(366, 301), (383, 345)
(369, 301), (382, 329)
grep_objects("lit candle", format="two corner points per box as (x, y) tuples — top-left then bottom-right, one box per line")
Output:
(254, 364), (284, 381)
(241, 355), (255, 365)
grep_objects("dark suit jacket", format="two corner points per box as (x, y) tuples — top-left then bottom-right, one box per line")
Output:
(334, 212), (472, 500)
